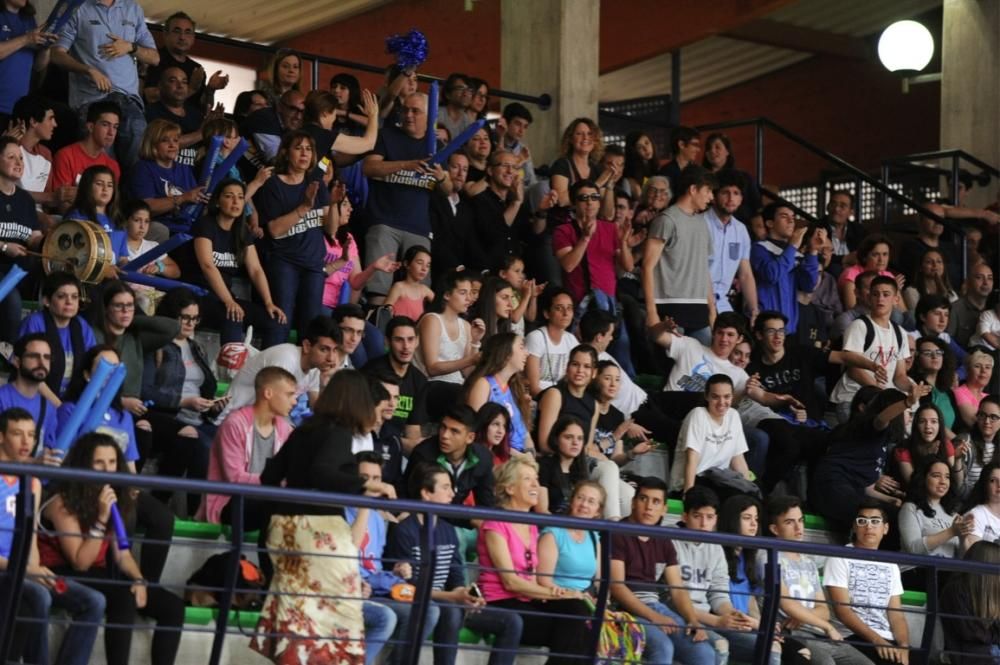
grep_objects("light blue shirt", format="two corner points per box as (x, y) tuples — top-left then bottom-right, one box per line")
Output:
(55, 0), (154, 108)
(705, 207), (751, 313)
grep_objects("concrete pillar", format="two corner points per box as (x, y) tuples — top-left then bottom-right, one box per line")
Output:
(500, 0), (600, 167)
(940, 0), (1000, 206)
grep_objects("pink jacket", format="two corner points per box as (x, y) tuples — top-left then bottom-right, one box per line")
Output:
(196, 406), (293, 523)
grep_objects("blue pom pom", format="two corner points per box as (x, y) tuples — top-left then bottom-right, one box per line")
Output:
(385, 29), (429, 70)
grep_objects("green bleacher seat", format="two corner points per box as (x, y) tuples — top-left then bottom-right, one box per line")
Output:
(634, 373), (664, 392)
(184, 606), (260, 629)
(173, 518), (258, 543)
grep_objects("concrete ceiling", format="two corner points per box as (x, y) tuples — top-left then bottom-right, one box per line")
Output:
(598, 0), (943, 103)
(142, 0), (393, 43)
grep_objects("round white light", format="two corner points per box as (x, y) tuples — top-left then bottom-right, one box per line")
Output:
(878, 20), (934, 73)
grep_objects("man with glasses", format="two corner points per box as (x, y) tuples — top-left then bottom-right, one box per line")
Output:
(824, 500), (910, 665)
(363, 91), (449, 304)
(142, 12), (228, 107)
(437, 73), (473, 143)
(0, 334), (57, 453)
(471, 149), (548, 271)
(706, 169), (758, 319)
(761, 494), (873, 665)
(242, 89), (304, 163)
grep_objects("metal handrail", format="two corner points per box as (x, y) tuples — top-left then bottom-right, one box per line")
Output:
(144, 23), (552, 109)
(883, 149), (999, 177)
(0, 462), (995, 665)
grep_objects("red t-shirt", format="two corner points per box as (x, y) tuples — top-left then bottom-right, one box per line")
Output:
(49, 142), (121, 191)
(893, 440), (956, 464)
(553, 219), (620, 302)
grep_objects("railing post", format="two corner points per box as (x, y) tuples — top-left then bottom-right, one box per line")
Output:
(752, 548), (781, 665)
(208, 494), (245, 665)
(311, 56), (319, 92)
(586, 529), (613, 659)
(0, 476), (33, 661)
(917, 565), (939, 665)
(755, 120), (765, 187)
(950, 155), (961, 206)
(669, 49), (681, 127)
(404, 512), (437, 665)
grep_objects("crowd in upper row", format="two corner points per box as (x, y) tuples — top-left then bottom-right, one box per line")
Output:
(1, 2), (999, 665)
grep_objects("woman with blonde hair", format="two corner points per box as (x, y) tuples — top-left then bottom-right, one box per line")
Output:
(476, 456), (593, 665)
(128, 118), (208, 235)
(549, 117), (617, 219)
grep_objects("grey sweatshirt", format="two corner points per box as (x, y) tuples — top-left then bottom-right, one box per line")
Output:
(669, 538), (732, 614)
(898, 501), (960, 558)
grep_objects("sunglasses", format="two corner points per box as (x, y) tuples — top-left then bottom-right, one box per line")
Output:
(576, 194), (601, 202)
(854, 517), (885, 527)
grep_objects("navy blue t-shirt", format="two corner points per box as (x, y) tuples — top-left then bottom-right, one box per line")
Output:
(127, 159), (199, 234)
(191, 215), (253, 288)
(0, 11), (35, 115)
(0, 186), (38, 269)
(145, 102), (204, 168)
(366, 125), (436, 236)
(254, 174), (329, 270)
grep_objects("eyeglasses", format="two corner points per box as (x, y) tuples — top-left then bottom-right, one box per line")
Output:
(854, 516), (885, 527)
(179, 315), (201, 324)
(919, 350), (945, 358)
(762, 327), (786, 337)
(977, 412), (1000, 423)
(110, 302), (135, 312)
(451, 85), (471, 94)
(473, 91), (488, 99)
(575, 194), (602, 202)
(649, 188), (669, 196)
(524, 548), (535, 574)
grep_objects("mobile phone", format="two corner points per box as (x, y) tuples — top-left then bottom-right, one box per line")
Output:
(469, 583), (482, 599)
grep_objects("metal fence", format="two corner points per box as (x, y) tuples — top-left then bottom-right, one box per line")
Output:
(0, 463), (995, 665)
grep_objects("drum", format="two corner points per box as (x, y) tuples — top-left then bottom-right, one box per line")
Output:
(43, 219), (115, 284)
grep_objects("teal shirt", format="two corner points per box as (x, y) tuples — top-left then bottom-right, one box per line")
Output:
(539, 527), (597, 591)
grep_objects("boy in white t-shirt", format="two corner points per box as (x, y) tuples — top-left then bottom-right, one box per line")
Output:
(824, 500), (909, 665)
(669, 374), (751, 493)
(830, 276), (914, 424)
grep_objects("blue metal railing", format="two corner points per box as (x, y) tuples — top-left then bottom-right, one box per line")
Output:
(0, 462), (994, 665)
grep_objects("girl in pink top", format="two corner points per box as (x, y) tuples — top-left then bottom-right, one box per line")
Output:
(322, 195), (400, 310)
(838, 234), (900, 310)
(476, 456), (591, 662)
(385, 245), (434, 320)
(953, 348), (993, 430)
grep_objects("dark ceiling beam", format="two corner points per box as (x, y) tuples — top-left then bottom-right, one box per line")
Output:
(723, 18), (871, 59)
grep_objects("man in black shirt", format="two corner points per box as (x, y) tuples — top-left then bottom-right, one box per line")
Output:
(470, 149), (545, 272)
(363, 316), (428, 454)
(404, 405), (493, 513)
(429, 152), (486, 280)
(747, 310), (883, 421)
(144, 67), (206, 166)
(143, 12), (228, 107)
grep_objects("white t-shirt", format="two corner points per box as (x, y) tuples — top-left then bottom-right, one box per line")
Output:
(823, 545), (904, 641)
(525, 327), (578, 392)
(19, 146), (50, 193)
(830, 317), (910, 405)
(968, 504), (1000, 545)
(665, 335), (748, 395)
(599, 350), (646, 417)
(219, 343), (320, 420)
(669, 406), (748, 492)
(970, 308), (1000, 350)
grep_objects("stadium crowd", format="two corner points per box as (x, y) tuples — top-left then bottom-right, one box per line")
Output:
(0, 2), (999, 664)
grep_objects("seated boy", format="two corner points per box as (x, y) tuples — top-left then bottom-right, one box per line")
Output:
(198, 366), (296, 526)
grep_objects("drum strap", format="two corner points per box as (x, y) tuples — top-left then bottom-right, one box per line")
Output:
(42, 309), (85, 397)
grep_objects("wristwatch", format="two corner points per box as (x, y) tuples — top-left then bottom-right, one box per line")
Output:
(129, 42), (138, 55)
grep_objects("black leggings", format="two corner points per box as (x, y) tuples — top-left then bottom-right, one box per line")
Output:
(54, 566), (184, 665)
(489, 597), (591, 665)
(134, 491), (175, 583)
(146, 411), (211, 515)
(757, 419), (829, 493)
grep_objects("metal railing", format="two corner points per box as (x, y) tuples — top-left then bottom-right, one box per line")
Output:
(145, 23), (552, 110)
(0, 463), (996, 665)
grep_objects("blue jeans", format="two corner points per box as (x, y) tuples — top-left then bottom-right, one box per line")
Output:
(266, 258), (325, 346)
(362, 600), (397, 665)
(726, 628), (780, 665)
(688, 326), (713, 346)
(745, 427), (770, 479)
(19, 577), (106, 665)
(642, 601), (716, 665)
(0, 264), (23, 343)
(435, 602), (523, 665)
(371, 596), (440, 665)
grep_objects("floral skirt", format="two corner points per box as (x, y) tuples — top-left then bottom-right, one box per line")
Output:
(250, 514), (365, 665)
